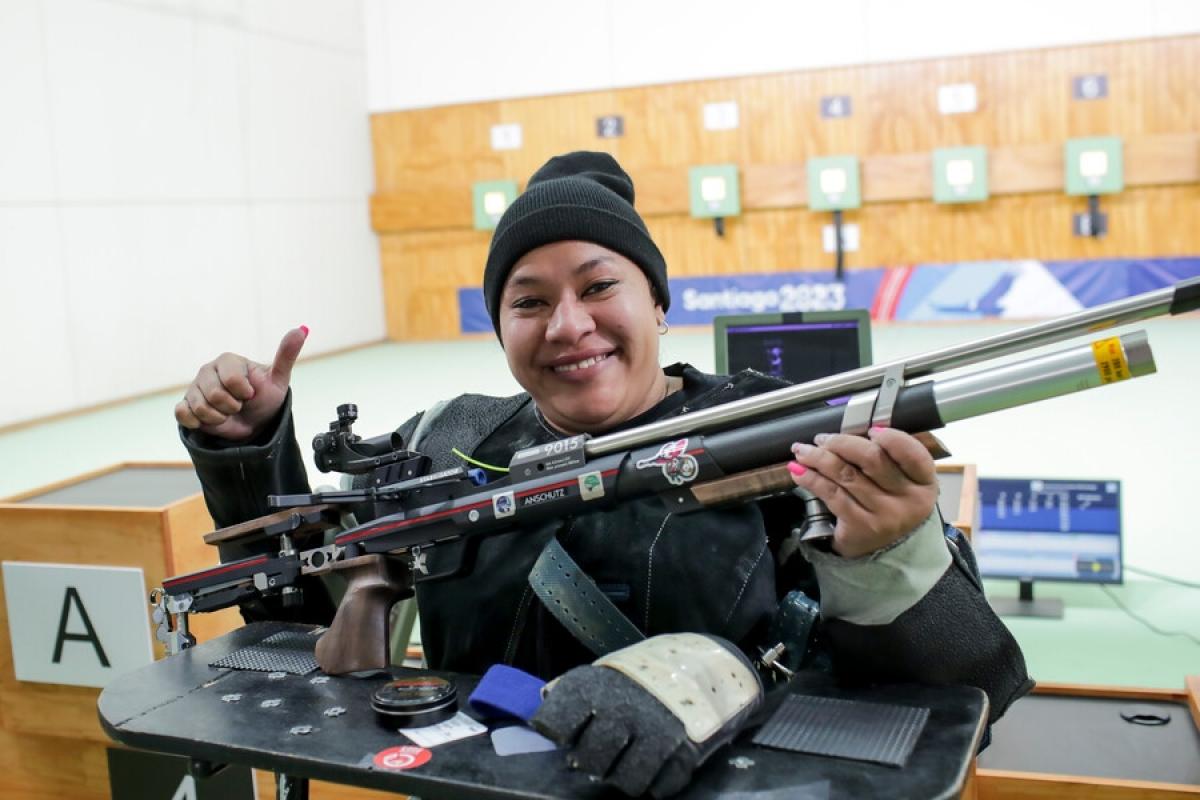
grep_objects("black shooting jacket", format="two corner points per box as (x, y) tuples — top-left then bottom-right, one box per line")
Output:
(182, 363), (1033, 724)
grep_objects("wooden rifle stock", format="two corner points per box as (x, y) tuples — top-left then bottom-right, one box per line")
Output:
(308, 433), (948, 673)
(314, 554), (413, 675)
(687, 432), (950, 507)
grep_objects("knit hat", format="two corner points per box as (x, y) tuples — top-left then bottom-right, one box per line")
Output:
(483, 151), (670, 337)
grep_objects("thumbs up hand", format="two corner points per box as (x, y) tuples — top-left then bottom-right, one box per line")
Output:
(175, 326), (308, 441)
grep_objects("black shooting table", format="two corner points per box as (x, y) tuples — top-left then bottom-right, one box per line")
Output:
(99, 622), (987, 800)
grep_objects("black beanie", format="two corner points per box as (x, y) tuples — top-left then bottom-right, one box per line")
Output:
(483, 151), (670, 337)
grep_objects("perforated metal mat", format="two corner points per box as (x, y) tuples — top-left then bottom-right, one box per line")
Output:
(209, 629), (321, 675)
(752, 694), (929, 768)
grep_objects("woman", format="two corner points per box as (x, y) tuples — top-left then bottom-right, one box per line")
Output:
(177, 151), (1031, 797)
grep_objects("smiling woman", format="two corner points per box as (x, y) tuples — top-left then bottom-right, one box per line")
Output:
(499, 242), (670, 433)
(482, 153), (677, 434)
(176, 150), (1033, 798)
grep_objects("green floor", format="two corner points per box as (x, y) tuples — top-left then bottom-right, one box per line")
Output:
(983, 578), (1199, 688)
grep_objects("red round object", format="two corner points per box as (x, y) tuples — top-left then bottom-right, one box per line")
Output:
(372, 745), (432, 771)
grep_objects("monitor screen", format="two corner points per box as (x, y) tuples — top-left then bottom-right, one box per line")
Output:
(713, 310), (872, 384)
(974, 477), (1123, 584)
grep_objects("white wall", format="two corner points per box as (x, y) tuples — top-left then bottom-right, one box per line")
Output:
(365, 0), (1200, 111)
(0, 0), (384, 428)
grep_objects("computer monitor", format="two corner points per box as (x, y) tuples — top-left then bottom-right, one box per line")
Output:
(712, 310), (872, 384)
(974, 477), (1123, 619)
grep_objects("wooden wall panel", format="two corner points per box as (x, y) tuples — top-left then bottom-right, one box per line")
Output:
(646, 215), (750, 278)
(380, 230), (490, 340)
(615, 79), (745, 171)
(739, 66), (866, 162)
(497, 91), (619, 180)
(371, 103), (505, 194)
(370, 36), (1200, 340)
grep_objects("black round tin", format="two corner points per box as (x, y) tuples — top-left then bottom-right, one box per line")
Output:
(371, 675), (458, 728)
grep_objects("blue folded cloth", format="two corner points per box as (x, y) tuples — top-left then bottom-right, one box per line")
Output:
(468, 664), (546, 722)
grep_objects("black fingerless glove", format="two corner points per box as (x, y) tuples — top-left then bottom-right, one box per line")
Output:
(531, 633), (763, 798)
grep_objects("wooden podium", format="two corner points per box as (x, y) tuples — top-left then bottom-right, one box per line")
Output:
(0, 462), (241, 800)
(0, 462), (398, 800)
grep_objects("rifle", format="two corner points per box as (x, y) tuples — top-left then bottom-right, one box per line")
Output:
(152, 278), (1200, 674)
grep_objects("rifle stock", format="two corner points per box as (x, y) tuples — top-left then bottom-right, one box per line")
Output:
(316, 434), (951, 673)
(314, 554), (413, 675)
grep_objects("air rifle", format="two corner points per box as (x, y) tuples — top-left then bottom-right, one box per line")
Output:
(152, 277), (1200, 674)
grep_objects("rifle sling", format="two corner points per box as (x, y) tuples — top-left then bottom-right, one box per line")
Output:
(528, 536), (645, 657)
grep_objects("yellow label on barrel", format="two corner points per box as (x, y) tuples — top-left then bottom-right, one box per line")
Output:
(1092, 337), (1131, 384)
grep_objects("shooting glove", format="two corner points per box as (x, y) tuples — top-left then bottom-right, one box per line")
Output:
(531, 633), (763, 798)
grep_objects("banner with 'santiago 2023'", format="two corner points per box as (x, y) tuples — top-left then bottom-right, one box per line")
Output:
(456, 257), (1200, 333)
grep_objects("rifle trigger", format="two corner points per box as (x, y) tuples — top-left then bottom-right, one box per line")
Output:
(410, 546), (429, 576)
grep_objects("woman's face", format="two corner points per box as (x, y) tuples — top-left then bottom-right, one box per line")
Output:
(498, 241), (665, 434)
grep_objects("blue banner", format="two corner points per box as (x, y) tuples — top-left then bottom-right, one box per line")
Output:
(457, 256), (1200, 334)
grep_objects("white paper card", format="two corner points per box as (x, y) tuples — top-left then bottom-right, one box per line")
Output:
(937, 83), (978, 115)
(822, 223), (860, 253)
(490, 123), (523, 151)
(702, 101), (739, 131)
(399, 711), (487, 748)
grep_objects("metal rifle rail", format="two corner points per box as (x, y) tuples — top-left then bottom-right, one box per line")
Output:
(587, 277), (1199, 456)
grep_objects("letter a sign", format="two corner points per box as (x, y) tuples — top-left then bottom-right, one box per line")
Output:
(2, 562), (153, 688)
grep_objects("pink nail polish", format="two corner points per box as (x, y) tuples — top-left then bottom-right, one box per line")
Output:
(787, 462), (807, 477)
(870, 425), (888, 434)
(300, 325), (310, 337)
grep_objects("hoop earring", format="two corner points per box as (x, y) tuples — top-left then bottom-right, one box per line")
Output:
(657, 320), (669, 335)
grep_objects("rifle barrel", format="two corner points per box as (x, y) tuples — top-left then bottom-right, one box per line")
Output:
(933, 330), (1154, 424)
(588, 280), (1189, 456)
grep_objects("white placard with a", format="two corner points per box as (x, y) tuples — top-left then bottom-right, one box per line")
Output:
(2, 561), (154, 688)
(490, 123), (523, 151)
(702, 101), (739, 131)
(937, 83), (978, 115)
(822, 223), (860, 253)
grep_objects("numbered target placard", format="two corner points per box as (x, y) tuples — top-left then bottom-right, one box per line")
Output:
(807, 156), (861, 211)
(933, 146), (989, 204)
(472, 180), (518, 230)
(688, 164), (741, 219)
(1065, 137), (1123, 196)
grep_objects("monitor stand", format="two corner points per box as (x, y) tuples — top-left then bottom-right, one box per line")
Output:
(989, 580), (1064, 619)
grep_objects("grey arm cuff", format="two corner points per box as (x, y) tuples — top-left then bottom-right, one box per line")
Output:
(799, 511), (951, 625)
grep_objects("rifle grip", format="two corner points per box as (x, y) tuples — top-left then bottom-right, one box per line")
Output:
(315, 553), (412, 675)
